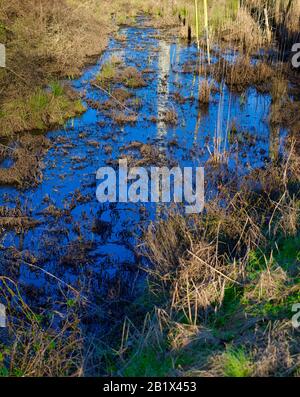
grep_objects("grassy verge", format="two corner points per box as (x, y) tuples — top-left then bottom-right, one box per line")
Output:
(0, 0), (136, 138)
(106, 150), (300, 377)
(0, 84), (85, 137)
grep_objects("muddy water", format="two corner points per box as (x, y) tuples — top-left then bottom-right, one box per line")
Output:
(0, 18), (287, 323)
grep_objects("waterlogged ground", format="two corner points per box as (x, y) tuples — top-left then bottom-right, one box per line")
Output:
(0, 18), (287, 323)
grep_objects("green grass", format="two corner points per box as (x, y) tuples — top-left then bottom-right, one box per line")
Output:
(0, 88), (85, 136)
(222, 347), (252, 377)
(29, 90), (49, 113)
(210, 233), (300, 335)
(274, 235), (300, 270)
(0, 22), (6, 41)
(96, 61), (117, 85)
(122, 344), (173, 377)
(241, 235), (300, 320)
(210, 285), (243, 333)
(49, 81), (64, 97)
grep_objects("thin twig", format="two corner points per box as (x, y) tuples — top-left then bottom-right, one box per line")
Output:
(187, 249), (242, 285)
(6, 67), (31, 87)
(20, 260), (88, 301)
(91, 82), (136, 114)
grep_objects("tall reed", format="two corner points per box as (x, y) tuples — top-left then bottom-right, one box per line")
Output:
(195, 0), (200, 49)
(203, 0), (211, 64)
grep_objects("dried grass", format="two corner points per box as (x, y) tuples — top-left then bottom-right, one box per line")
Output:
(221, 8), (264, 50)
(0, 135), (50, 188)
(0, 276), (83, 377)
(212, 57), (274, 92)
(198, 80), (211, 104)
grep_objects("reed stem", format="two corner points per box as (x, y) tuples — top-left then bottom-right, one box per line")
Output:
(203, 0), (211, 64)
(195, 0), (200, 50)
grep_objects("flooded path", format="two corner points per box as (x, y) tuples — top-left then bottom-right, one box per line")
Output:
(0, 17), (287, 325)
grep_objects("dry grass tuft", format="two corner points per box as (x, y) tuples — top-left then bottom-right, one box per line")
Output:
(111, 111), (137, 125)
(252, 321), (299, 377)
(0, 276), (83, 377)
(212, 57), (274, 93)
(245, 262), (288, 302)
(121, 66), (147, 89)
(0, 135), (50, 188)
(221, 7), (264, 50)
(198, 80), (211, 104)
(0, 206), (39, 234)
(161, 108), (179, 126)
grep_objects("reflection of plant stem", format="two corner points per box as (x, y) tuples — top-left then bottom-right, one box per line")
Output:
(194, 106), (201, 143)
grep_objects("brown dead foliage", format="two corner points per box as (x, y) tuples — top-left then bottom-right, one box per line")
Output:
(120, 66), (147, 89)
(41, 205), (70, 219)
(0, 0), (112, 99)
(161, 109), (178, 126)
(111, 88), (132, 103)
(212, 57), (274, 92)
(94, 64), (147, 90)
(131, 146), (300, 377)
(59, 240), (95, 268)
(0, 275), (83, 376)
(0, 134), (51, 188)
(198, 80), (211, 104)
(0, 205), (39, 234)
(252, 321), (300, 377)
(111, 111), (137, 125)
(270, 100), (300, 136)
(220, 8), (264, 50)
(141, 144), (300, 311)
(119, 142), (173, 167)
